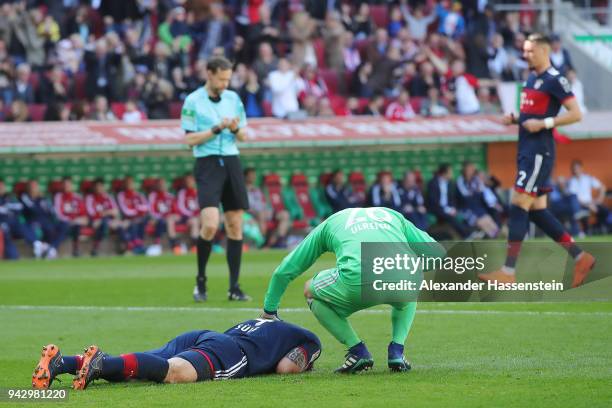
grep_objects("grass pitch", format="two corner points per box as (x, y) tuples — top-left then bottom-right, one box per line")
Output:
(1, 251), (611, 407)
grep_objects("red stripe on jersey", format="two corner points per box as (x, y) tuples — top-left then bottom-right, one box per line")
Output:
(520, 88), (550, 115)
(120, 353), (138, 379)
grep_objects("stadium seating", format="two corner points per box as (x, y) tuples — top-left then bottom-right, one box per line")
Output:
(289, 173), (320, 226)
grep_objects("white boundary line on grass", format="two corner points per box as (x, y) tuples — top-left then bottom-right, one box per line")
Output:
(1, 305), (611, 317)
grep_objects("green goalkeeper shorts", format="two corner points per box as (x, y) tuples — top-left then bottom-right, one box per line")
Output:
(309, 268), (379, 318)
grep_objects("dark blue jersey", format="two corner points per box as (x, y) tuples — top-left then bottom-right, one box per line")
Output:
(518, 67), (574, 157)
(224, 319), (321, 376)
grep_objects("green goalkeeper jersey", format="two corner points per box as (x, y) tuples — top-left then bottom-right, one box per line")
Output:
(263, 207), (439, 312)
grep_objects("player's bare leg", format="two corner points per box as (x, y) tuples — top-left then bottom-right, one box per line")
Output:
(193, 207), (220, 301)
(225, 209), (250, 301)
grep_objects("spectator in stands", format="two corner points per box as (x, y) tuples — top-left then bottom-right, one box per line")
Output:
(366, 27), (389, 64)
(147, 178), (178, 256)
(398, 171), (428, 231)
(566, 69), (587, 114)
(385, 89), (416, 120)
(12, 63), (34, 103)
(239, 68), (265, 118)
(69, 100), (90, 121)
(252, 42), (278, 85)
(387, 5), (404, 39)
(53, 176), (88, 257)
(0, 178), (45, 260)
(6, 100), (31, 122)
(342, 31), (361, 73)
(231, 63), (248, 90)
(363, 94), (384, 116)
(34, 8), (60, 54)
(171, 66), (190, 101)
(195, 2), (234, 61)
(158, 7), (192, 56)
(43, 101), (70, 121)
(369, 44), (409, 96)
(505, 32), (529, 80)
(421, 87), (450, 117)
(289, 11), (318, 69)
(325, 170), (354, 213)
(550, 34), (573, 75)
(478, 172), (507, 229)
(84, 38), (121, 100)
(90, 95), (116, 121)
(323, 10), (346, 75)
(20, 180), (67, 259)
(3, 1), (45, 66)
(175, 174), (201, 254)
(117, 176), (149, 254)
(122, 99), (146, 123)
(298, 64), (328, 104)
(140, 71), (173, 119)
(352, 3), (374, 41)
(339, 3), (354, 31)
(64, 5), (93, 44)
(351, 61), (374, 97)
(567, 160), (610, 234)
(487, 33), (511, 80)
(86, 178), (126, 257)
(317, 97), (335, 117)
(268, 58), (301, 118)
(456, 162), (499, 238)
(369, 172), (402, 211)
(39, 65), (69, 104)
(244, 168), (290, 248)
(477, 86), (500, 114)
(407, 61), (440, 98)
(248, 3), (281, 60)
(449, 59), (480, 114)
(436, 1), (465, 40)
(400, 3), (437, 43)
(426, 163), (472, 238)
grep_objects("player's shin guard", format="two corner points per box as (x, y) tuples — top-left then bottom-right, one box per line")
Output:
(504, 205), (529, 270)
(226, 238), (243, 291)
(529, 209), (582, 258)
(309, 299), (361, 347)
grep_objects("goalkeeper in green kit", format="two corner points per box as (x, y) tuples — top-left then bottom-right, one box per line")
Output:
(261, 207), (443, 374)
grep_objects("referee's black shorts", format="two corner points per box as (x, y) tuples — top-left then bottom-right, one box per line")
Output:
(193, 155), (249, 211)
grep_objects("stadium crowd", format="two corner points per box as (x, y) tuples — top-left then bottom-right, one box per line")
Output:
(0, 0), (587, 122)
(1, 160), (610, 259)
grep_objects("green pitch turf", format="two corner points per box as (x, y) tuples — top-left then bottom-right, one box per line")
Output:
(1, 251), (611, 408)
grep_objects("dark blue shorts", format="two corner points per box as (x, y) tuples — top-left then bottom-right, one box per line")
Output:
(146, 330), (247, 382)
(514, 153), (554, 196)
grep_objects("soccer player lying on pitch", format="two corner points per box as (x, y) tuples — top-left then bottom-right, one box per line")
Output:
(261, 207), (445, 374)
(32, 318), (321, 390)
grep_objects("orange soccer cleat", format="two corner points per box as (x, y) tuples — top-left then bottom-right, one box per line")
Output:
(73, 345), (105, 390)
(477, 270), (517, 284)
(32, 344), (63, 389)
(572, 252), (596, 288)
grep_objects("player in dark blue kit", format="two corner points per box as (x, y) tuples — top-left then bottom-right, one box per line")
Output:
(31, 319), (321, 390)
(478, 33), (595, 288)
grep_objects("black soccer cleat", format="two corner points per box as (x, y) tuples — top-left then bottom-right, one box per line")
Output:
(388, 342), (412, 372)
(193, 286), (208, 302)
(335, 342), (374, 374)
(32, 344), (63, 389)
(73, 345), (105, 390)
(228, 287), (251, 301)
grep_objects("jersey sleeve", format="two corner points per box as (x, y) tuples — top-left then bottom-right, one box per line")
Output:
(263, 222), (328, 312)
(181, 96), (197, 132)
(297, 328), (322, 366)
(403, 217), (446, 259)
(549, 74), (574, 104)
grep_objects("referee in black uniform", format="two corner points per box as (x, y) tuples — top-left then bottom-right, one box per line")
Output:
(181, 56), (250, 301)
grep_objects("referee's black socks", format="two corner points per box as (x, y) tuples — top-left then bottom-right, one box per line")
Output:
(227, 238), (243, 291)
(196, 237), (212, 292)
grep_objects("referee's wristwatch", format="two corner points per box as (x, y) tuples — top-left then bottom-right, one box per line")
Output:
(230, 127), (240, 134)
(211, 125), (222, 134)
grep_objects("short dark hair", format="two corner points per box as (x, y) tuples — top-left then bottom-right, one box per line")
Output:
(244, 167), (256, 176)
(527, 33), (552, 46)
(437, 163), (451, 175)
(207, 56), (233, 73)
(571, 159), (583, 168)
(62, 175), (72, 182)
(94, 177), (104, 185)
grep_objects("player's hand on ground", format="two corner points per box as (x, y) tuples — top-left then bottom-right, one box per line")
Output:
(522, 118), (545, 133)
(260, 310), (281, 321)
(502, 113), (517, 126)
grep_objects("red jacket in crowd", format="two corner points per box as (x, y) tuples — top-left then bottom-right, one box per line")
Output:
(148, 190), (176, 218)
(117, 189), (149, 219)
(54, 191), (86, 221)
(176, 187), (199, 218)
(85, 192), (118, 220)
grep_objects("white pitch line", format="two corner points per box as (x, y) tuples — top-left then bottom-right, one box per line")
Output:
(1, 304), (611, 317)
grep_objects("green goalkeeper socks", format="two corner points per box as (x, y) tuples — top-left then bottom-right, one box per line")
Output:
(309, 299), (361, 348)
(391, 302), (417, 345)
